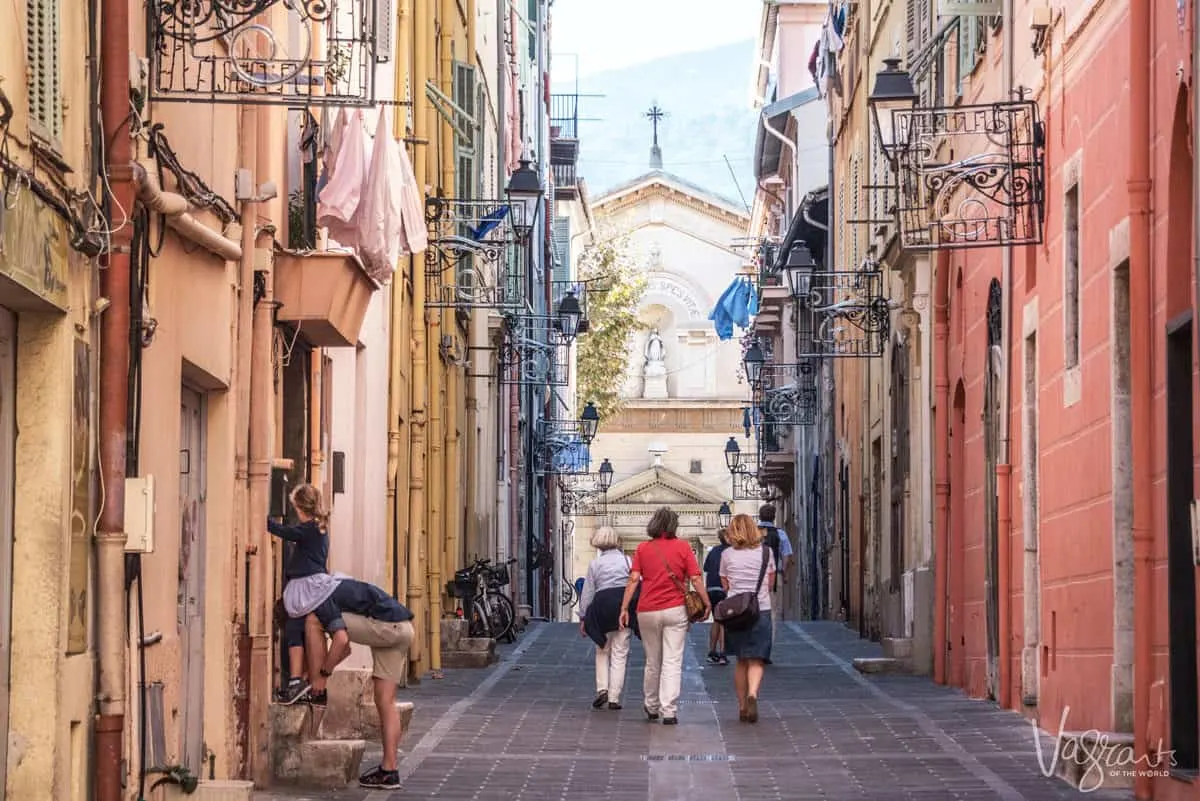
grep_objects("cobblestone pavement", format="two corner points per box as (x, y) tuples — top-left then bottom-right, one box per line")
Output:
(258, 620), (1128, 801)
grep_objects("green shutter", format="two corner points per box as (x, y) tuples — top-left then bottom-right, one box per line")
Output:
(551, 217), (571, 283)
(26, 0), (61, 143)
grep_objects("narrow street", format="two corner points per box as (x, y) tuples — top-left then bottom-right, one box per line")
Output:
(260, 622), (1122, 801)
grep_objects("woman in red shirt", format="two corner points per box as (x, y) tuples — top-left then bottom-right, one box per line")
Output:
(618, 507), (711, 724)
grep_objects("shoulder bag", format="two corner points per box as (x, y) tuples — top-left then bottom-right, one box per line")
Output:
(655, 541), (708, 623)
(713, 546), (769, 632)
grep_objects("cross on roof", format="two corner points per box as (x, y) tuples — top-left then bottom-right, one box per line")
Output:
(644, 103), (666, 147)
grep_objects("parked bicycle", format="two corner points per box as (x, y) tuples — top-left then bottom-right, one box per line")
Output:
(447, 557), (517, 643)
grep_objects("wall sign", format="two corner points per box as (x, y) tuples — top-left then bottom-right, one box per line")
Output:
(0, 191), (70, 310)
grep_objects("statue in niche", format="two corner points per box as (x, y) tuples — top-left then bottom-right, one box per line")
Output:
(644, 328), (666, 366)
(642, 328), (668, 399)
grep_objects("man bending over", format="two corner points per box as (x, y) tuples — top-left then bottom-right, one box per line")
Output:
(303, 577), (415, 790)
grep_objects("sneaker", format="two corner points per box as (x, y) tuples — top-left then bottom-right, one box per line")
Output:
(662, 717), (678, 725)
(717, 654), (729, 666)
(592, 690), (608, 709)
(706, 651), (720, 664)
(644, 705), (659, 722)
(306, 689), (328, 707)
(608, 702), (622, 710)
(276, 680), (311, 706)
(358, 765), (400, 789)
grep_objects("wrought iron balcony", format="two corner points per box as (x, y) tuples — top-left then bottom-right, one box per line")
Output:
(499, 314), (571, 387)
(551, 93), (580, 200)
(147, 0), (379, 106)
(424, 197), (526, 309)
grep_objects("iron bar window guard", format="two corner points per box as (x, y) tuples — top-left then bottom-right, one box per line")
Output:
(424, 197), (526, 309)
(148, 0), (379, 106)
(754, 360), (820, 427)
(499, 314), (571, 387)
(892, 100), (1045, 250)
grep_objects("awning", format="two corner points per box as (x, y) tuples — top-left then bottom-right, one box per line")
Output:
(775, 187), (830, 269)
(753, 88), (820, 180)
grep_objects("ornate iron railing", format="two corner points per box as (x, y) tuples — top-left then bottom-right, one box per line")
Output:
(424, 197), (526, 309)
(892, 100), (1045, 250)
(730, 453), (767, 502)
(499, 314), (570, 387)
(148, 0), (379, 105)
(532, 419), (590, 476)
(794, 264), (890, 357)
(558, 473), (607, 516)
(755, 360), (819, 427)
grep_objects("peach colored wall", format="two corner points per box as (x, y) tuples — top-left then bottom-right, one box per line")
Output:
(938, 10), (1198, 792)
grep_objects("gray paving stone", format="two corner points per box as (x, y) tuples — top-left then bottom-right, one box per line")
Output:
(254, 620), (1131, 801)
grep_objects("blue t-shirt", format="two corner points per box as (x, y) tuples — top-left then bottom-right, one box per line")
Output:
(267, 519), (328, 580)
(330, 579), (414, 623)
(703, 543), (729, 590)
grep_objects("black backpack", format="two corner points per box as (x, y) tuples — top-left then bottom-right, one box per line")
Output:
(761, 525), (782, 590)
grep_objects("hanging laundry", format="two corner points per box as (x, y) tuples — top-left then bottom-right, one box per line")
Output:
(356, 108), (406, 283)
(396, 139), (427, 256)
(317, 106), (344, 197)
(317, 108), (368, 248)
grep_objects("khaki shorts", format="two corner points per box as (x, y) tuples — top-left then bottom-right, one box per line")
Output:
(342, 614), (414, 683)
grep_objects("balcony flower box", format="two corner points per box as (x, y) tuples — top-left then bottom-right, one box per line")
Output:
(273, 247), (379, 347)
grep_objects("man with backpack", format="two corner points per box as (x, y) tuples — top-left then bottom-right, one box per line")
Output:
(758, 504), (793, 639)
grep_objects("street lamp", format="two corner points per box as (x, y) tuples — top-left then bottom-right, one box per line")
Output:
(556, 289), (583, 342)
(724, 437), (741, 474)
(718, 502), (732, 528)
(783, 241), (816, 301)
(598, 458), (614, 491)
(505, 158), (544, 243)
(743, 340), (766, 389)
(579, 400), (599, 445)
(868, 57), (917, 160)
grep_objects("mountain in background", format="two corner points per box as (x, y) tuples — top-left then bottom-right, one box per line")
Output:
(553, 40), (759, 209)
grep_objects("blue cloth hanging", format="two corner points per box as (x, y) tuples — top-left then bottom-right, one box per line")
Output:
(709, 277), (760, 341)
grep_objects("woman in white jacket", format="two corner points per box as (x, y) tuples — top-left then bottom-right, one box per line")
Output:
(579, 526), (632, 710)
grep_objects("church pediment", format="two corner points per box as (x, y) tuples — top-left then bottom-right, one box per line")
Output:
(605, 466), (727, 507)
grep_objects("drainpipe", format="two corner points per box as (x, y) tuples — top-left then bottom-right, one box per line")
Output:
(408, 0), (430, 675)
(131, 163), (243, 261)
(387, 0), (412, 600)
(247, 101), (281, 785)
(1128, 0), (1154, 796)
(762, 114), (801, 215)
(995, 0), (1015, 711)
(96, 0), (135, 786)
(233, 106), (258, 776)
(932, 249), (950, 685)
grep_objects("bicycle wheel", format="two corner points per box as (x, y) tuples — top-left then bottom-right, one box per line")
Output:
(486, 592), (516, 642)
(468, 598), (490, 638)
(561, 579), (578, 608)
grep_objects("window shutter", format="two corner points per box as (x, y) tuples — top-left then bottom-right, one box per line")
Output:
(26, 0), (61, 143)
(551, 217), (570, 283)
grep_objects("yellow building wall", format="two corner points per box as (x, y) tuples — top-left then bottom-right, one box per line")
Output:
(1, 0), (101, 796)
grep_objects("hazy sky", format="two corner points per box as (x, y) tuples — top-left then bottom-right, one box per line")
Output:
(551, 0), (761, 80)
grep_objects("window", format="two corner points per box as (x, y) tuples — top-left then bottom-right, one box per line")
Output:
(452, 61), (477, 289)
(26, 0), (61, 144)
(1064, 183), (1081, 369)
(689, 459), (702, 474)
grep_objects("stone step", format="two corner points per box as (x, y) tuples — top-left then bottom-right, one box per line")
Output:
(321, 700), (415, 741)
(275, 739), (367, 789)
(1052, 731), (1136, 791)
(442, 649), (496, 669)
(882, 637), (913, 660)
(852, 657), (909, 675)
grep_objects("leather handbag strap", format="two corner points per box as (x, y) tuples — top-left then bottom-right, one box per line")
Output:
(753, 545), (769, 594)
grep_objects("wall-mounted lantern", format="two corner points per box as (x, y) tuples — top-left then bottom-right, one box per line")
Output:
(579, 400), (600, 445)
(867, 57), (917, 163)
(505, 158), (544, 244)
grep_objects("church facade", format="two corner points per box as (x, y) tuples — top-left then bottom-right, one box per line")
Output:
(570, 169), (756, 583)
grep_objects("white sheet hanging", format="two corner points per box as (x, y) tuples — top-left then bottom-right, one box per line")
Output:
(317, 108), (368, 247)
(356, 109), (405, 283)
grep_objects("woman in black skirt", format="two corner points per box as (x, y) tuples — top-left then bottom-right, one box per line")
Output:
(719, 513), (776, 723)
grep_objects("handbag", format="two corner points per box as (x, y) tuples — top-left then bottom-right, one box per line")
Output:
(713, 546), (769, 632)
(655, 541), (708, 623)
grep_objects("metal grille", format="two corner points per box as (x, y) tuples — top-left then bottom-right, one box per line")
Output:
(794, 265), (890, 357)
(424, 197), (525, 309)
(755, 361), (819, 427)
(147, 0), (379, 106)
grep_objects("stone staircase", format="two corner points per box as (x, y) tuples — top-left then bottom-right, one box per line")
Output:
(440, 618), (497, 669)
(271, 669), (415, 789)
(852, 637), (913, 675)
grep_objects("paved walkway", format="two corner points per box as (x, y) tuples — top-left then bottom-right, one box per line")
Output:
(259, 621), (1128, 801)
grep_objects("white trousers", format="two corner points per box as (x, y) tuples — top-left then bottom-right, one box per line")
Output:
(638, 605), (689, 718)
(595, 628), (631, 703)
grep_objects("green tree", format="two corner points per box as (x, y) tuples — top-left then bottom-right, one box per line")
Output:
(576, 235), (647, 420)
